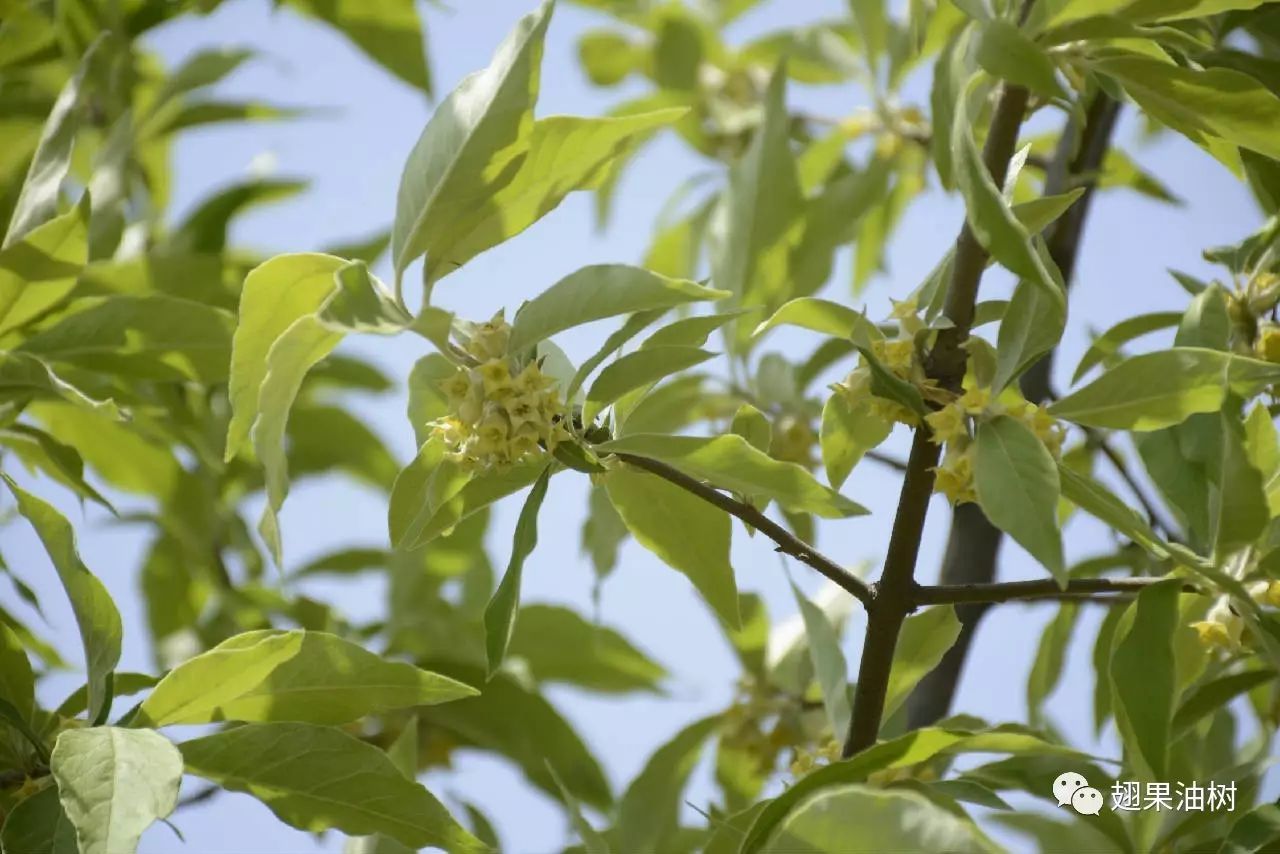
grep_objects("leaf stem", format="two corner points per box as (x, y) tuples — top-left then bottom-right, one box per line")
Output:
(614, 453), (876, 608)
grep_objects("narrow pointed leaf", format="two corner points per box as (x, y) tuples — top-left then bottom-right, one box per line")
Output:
(484, 466), (552, 675)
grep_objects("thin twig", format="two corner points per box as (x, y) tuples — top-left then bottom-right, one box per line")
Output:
(1083, 427), (1182, 541)
(916, 576), (1198, 606)
(177, 784), (220, 810)
(615, 453), (876, 608)
(865, 450), (909, 472)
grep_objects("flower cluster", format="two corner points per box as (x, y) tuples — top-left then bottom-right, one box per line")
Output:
(1192, 581), (1280, 652)
(926, 388), (1066, 506)
(429, 313), (570, 470)
(789, 739), (842, 778)
(834, 299), (935, 427)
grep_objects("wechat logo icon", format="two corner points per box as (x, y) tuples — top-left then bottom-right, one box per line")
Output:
(1054, 772), (1105, 816)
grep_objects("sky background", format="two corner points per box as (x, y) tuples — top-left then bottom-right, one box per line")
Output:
(3, 0), (1276, 852)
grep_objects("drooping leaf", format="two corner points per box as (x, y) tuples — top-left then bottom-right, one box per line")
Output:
(604, 466), (740, 628)
(2, 476), (121, 722)
(615, 716), (720, 854)
(753, 297), (882, 345)
(597, 433), (867, 518)
(820, 393), (891, 490)
(1071, 311), (1183, 383)
(137, 629), (475, 726)
(180, 722), (485, 852)
(392, 1), (552, 285)
(1110, 579), (1182, 780)
(1026, 603), (1081, 726)
(993, 272), (1065, 393)
(883, 605), (963, 719)
(789, 581), (852, 737)
(973, 415), (1065, 582)
(1049, 348), (1280, 431)
(484, 466), (552, 675)
(0, 620), (34, 724)
(285, 0), (433, 94)
(50, 727), (183, 854)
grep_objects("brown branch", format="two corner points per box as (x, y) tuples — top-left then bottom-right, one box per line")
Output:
(916, 576), (1196, 606)
(906, 89), (1122, 731)
(843, 68), (1037, 757)
(614, 453), (876, 609)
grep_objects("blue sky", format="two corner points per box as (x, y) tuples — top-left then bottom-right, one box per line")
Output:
(4, 1), (1275, 851)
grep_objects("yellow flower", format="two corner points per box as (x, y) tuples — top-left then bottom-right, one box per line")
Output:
(1022, 404), (1065, 456)
(956, 386), (991, 415)
(476, 359), (514, 396)
(933, 445), (976, 504)
(464, 311), (511, 361)
(1191, 620), (1237, 651)
(439, 370), (472, 403)
(889, 297), (923, 337)
(514, 360), (556, 394)
(874, 339), (917, 376)
(1248, 579), (1280, 608)
(835, 366), (872, 406)
(1256, 324), (1280, 364)
(924, 404), (967, 444)
(869, 397), (919, 427)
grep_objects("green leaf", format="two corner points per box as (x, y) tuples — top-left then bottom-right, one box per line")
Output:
(0, 354), (121, 420)
(731, 403), (773, 453)
(849, 0), (887, 69)
(50, 727), (182, 854)
(993, 270), (1065, 393)
(1110, 579), (1181, 780)
(616, 716), (720, 854)
(548, 764), (611, 854)
(765, 783), (999, 853)
(419, 669), (612, 809)
(1210, 409), (1269, 557)
(974, 415), (1065, 581)
(285, 0), (432, 94)
(753, 297), (882, 345)
(709, 66), (803, 305)
(1010, 188), (1086, 235)
(0, 621), (34, 724)
(1092, 53), (1280, 162)
(137, 629), (475, 726)
(0, 424), (113, 512)
(412, 110), (685, 282)
(604, 466), (740, 628)
(820, 393), (891, 489)
(392, 1), (551, 285)
(598, 433), (867, 518)
(163, 179), (308, 255)
(509, 264), (726, 353)
(578, 28), (638, 86)
(2, 476), (121, 722)
(1058, 465), (1174, 560)
(0, 786), (78, 854)
(484, 466), (552, 676)
(509, 604), (666, 693)
(884, 605), (963, 719)
(641, 308), (756, 349)
(952, 79), (1065, 309)
(0, 198), (89, 337)
(226, 253), (348, 461)
(1172, 669), (1275, 736)
(1071, 311), (1183, 383)
(1245, 402), (1280, 516)
(740, 725), (1087, 853)
(180, 722), (485, 853)
(585, 346), (716, 423)
(17, 295), (234, 383)
(789, 581), (852, 737)
(976, 19), (1064, 100)
(1049, 0), (1274, 27)
(1049, 348), (1280, 431)
(1026, 603), (1081, 726)
(4, 39), (98, 247)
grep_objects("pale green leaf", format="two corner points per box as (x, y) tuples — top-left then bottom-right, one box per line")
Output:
(0, 197), (89, 336)
(1244, 402), (1280, 516)
(509, 264), (726, 353)
(51, 727), (182, 854)
(585, 346), (716, 423)
(974, 415), (1065, 581)
(730, 403), (772, 453)
(285, 0), (432, 94)
(765, 783), (998, 853)
(392, 2), (551, 285)
(138, 629), (476, 726)
(180, 722), (485, 852)
(820, 393), (890, 490)
(1026, 603), (1081, 726)
(597, 433), (867, 518)
(976, 19), (1064, 100)
(753, 297), (882, 345)
(993, 274), (1064, 393)
(1049, 348), (1280, 431)
(604, 466), (740, 628)
(641, 308), (755, 349)
(789, 581), (851, 737)
(616, 716), (720, 854)
(484, 466), (552, 675)
(883, 605), (963, 719)
(2, 476), (121, 722)
(1071, 311), (1182, 383)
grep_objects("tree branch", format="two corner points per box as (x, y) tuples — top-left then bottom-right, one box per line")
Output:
(843, 74), (1036, 757)
(916, 576), (1196, 606)
(614, 452), (876, 608)
(906, 89), (1122, 731)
